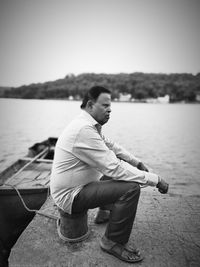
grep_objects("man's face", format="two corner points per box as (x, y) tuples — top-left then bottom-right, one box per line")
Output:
(91, 93), (111, 125)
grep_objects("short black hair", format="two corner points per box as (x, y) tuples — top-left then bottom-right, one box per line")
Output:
(80, 86), (111, 109)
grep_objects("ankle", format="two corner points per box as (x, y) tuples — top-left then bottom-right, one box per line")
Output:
(100, 235), (116, 249)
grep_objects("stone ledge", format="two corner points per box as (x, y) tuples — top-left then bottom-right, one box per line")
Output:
(9, 190), (200, 267)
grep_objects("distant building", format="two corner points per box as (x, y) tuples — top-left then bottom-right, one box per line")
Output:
(196, 92), (200, 102)
(146, 95), (170, 104)
(119, 93), (131, 102)
(157, 95), (170, 103)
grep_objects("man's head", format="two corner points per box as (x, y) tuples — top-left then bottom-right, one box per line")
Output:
(81, 86), (111, 125)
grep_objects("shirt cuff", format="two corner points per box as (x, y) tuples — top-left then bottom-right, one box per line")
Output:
(145, 172), (159, 186)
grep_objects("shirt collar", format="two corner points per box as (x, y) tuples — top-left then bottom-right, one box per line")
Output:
(80, 110), (100, 128)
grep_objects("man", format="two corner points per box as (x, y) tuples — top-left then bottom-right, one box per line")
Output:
(50, 86), (168, 263)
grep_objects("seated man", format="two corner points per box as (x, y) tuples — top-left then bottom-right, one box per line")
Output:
(50, 86), (168, 263)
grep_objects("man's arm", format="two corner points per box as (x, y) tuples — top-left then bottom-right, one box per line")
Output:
(102, 134), (149, 172)
(73, 125), (168, 191)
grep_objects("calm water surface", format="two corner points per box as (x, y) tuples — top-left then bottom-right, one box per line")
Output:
(0, 98), (200, 196)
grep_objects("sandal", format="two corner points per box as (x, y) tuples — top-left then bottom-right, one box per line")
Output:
(100, 241), (143, 263)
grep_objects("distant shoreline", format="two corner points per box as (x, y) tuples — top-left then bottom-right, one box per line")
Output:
(0, 97), (199, 104)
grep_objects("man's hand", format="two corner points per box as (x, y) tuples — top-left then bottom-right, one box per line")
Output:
(137, 162), (149, 172)
(156, 177), (169, 194)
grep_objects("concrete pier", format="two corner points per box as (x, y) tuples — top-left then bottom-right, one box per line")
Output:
(9, 187), (200, 267)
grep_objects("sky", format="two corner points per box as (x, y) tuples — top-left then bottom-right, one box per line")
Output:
(0, 0), (200, 87)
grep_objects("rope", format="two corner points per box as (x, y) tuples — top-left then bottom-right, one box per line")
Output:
(4, 183), (58, 220)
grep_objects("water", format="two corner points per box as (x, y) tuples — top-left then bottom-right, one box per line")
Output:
(0, 98), (200, 196)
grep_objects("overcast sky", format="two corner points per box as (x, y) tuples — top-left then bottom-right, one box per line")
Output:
(0, 0), (200, 87)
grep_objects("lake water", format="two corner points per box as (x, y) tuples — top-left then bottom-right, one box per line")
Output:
(0, 98), (200, 196)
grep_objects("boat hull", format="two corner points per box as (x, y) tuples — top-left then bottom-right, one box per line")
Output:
(0, 137), (57, 265)
(0, 188), (48, 261)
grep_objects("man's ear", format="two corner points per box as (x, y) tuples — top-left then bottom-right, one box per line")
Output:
(87, 100), (94, 109)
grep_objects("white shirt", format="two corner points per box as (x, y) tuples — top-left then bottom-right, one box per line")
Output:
(50, 110), (159, 214)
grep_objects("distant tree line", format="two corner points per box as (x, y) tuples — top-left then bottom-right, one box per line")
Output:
(1, 72), (200, 102)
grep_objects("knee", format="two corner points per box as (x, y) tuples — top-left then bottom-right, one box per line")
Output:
(128, 183), (141, 201)
(120, 183), (140, 202)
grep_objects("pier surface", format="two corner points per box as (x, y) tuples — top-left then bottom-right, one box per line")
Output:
(9, 187), (200, 267)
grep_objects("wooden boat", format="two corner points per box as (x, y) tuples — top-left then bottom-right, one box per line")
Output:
(0, 137), (57, 265)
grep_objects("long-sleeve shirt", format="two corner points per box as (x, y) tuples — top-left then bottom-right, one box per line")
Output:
(50, 110), (159, 214)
